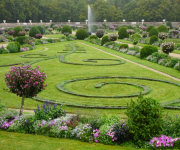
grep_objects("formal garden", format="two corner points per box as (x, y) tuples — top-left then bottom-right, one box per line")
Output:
(0, 23), (180, 150)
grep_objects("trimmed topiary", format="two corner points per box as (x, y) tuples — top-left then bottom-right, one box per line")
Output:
(90, 25), (98, 33)
(96, 29), (105, 38)
(150, 35), (158, 44)
(29, 27), (41, 38)
(13, 26), (24, 37)
(37, 26), (44, 34)
(119, 44), (129, 49)
(149, 28), (159, 37)
(166, 21), (173, 29)
(146, 25), (155, 32)
(140, 45), (158, 59)
(75, 29), (88, 40)
(61, 25), (72, 34)
(118, 27), (129, 39)
(157, 25), (168, 33)
(15, 36), (28, 45)
(101, 35), (110, 45)
(7, 43), (18, 53)
(89, 35), (98, 40)
(131, 33), (141, 39)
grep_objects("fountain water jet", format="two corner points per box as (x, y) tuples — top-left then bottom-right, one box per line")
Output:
(88, 4), (95, 34)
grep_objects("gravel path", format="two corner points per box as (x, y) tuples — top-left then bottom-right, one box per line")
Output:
(80, 42), (180, 82)
(0, 44), (8, 48)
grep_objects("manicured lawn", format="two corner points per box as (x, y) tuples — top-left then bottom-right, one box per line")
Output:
(0, 131), (143, 150)
(0, 40), (180, 116)
(43, 34), (64, 38)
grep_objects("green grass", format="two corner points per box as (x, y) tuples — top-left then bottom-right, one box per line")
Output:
(173, 50), (180, 54)
(0, 131), (143, 150)
(0, 40), (180, 116)
(43, 34), (64, 39)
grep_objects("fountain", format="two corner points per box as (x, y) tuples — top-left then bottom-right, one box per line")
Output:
(88, 4), (95, 34)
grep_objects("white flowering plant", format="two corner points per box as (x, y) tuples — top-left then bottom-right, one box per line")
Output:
(161, 42), (175, 54)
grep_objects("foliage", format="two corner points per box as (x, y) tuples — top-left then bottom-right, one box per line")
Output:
(118, 27), (129, 39)
(18, 31), (26, 36)
(131, 33), (141, 39)
(158, 32), (168, 40)
(140, 45), (158, 59)
(126, 95), (163, 147)
(13, 26), (24, 37)
(34, 102), (65, 121)
(36, 34), (42, 39)
(29, 27), (41, 38)
(15, 36), (27, 45)
(166, 21), (173, 29)
(8, 30), (15, 35)
(0, 100), (7, 112)
(146, 25), (155, 32)
(37, 26), (44, 34)
(161, 42), (175, 54)
(96, 29), (105, 38)
(119, 44), (129, 49)
(91, 25), (98, 33)
(126, 29), (135, 35)
(149, 28), (159, 37)
(14, 41), (21, 52)
(61, 25), (72, 34)
(7, 43), (18, 53)
(75, 29), (88, 40)
(108, 33), (118, 41)
(89, 35), (98, 40)
(50, 23), (55, 28)
(101, 35), (110, 45)
(157, 25), (168, 33)
(24, 28), (30, 32)
(150, 35), (158, 44)
(142, 31), (148, 38)
(0, 46), (8, 54)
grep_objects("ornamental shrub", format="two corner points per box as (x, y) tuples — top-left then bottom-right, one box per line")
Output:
(24, 28), (30, 32)
(126, 95), (163, 147)
(158, 32), (168, 40)
(161, 42), (175, 54)
(4, 64), (47, 115)
(90, 25), (98, 32)
(108, 33), (118, 42)
(140, 45), (158, 59)
(18, 31), (26, 36)
(50, 23), (55, 28)
(89, 35), (98, 40)
(15, 36), (28, 45)
(146, 25), (155, 32)
(131, 33), (141, 39)
(119, 44), (129, 49)
(157, 25), (168, 33)
(29, 27), (41, 38)
(166, 21), (173, 29)
(7, 43), (18, 53)
(149, 28), (159, 37)
(101, 35), (110, 45)
(0, 29), (4, 34)
(127, 25), (134, 29)
(13, 26), (24, 37)
(61, 25), (72, 34)
(36, 34), (42, 39)
(96, 29), (105, 38)
(34, 101), (65, 121)
(75, 29), (88, 40)
(169, 58), (180, 68)
(8, 30), (15, 36)
(118, 27), (129, 39)
(126, 29), (135, 35)
(150, 35), (158, 44)
(37, 26), (44, 34)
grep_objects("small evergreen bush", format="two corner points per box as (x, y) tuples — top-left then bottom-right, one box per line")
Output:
(89, 35), (98, 39)
(50, 23), (55, 28)
(37, 26), (44, 34)
(61, 25), (72, 34)
(166, 21), (173, 29)
(127, 25), (134, 29)
(29, 27), (41, 38)
(75, 29), (88, 40)
(15, 36), (28, 45)
(146, 25), (155, 32)
(140, 45), (158, 59)
(126, 95), (163, 147)
(101, 35), (110, 45)
(149, 28), (159, 37)
(119, 44), (129, 49)
(131, 33), (141, 39)
(7, 43), (18, 53)
(13, 26), (24, 37)
(118, 27), (129, 39)
(157, 25), (168, 33)
(150, 35), (158, 44)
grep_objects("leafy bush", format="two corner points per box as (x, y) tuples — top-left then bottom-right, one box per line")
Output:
(166, 21), (173, 29)
(14, 41), (21, 52)
(142, 31), (148, 38)
(7, 36), (13, 41)
(13, 26), (24, 37)
(151, 52), (168, 60)
(50, 23), (55, 28)
(75, 29), (88, 40)
(37, 26), (44, 34)
(96, 29), (105, 38)
(126, 95), (163, 147)
(131, 33), (141, 39)
(101, 35), (110, 45)
(118, 27), (129, 39)
(161, 42), (175, 54)
(146, 25), (155, 32)
(173, 139), (180, 148)
(0, 46), (8, 54)
(8, 30), (15, 35)
(89, 35), (98, 40)
(127, 25), (134, 29)
(90, 25), (98, 33)
(150, 35), (158, 44)
(29, 27), (41, 38)
(18, 31), (26, 36)
(36, 34), (42, 39)
(15, 36), (28, 45)
(56, 27), (61, 32)
(24, 28), (30, 32)
(126, 29), (135, 35)
(158, 32), (168, 40)
(108, 34), (118, 42)
(157, 25), (168, 33)
(34, 102), (65, 121)
(119, 44), (129, 49)
(140, 45), (158, 59)
(149, 28), (159, 37)
(7, 43), (18, 53)
(169, 58), (180, 68)
(61, 25), (72, 34)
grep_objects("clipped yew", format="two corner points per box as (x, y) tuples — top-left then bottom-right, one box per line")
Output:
(4, 64), (47, 115)
(29, 27), (41, 38)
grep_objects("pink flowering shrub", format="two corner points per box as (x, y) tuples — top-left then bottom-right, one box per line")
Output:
(18, 31), (26, 36)
(36, 34), (42, 39)
(4, 64), (47, 115)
